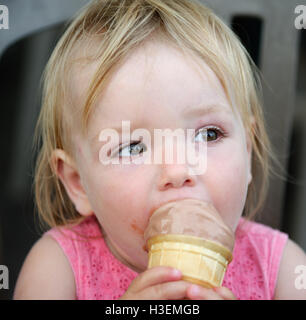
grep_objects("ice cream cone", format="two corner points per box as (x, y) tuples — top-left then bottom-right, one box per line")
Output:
(147, 234), (232, 288)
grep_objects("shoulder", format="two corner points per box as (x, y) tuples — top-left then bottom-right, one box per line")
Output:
(236, 218), (288, 248)
(274, 238), (306, 300)
(14, 234), (76, 300)
(234, 218), (291, 299)
(236, 217), (283, 237)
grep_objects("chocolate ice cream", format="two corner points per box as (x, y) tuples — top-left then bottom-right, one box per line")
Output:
(144, 198), (235, 252)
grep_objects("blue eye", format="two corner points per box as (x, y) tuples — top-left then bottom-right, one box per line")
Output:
(118, 141), (147, 157)
(195, 127), (224, 142)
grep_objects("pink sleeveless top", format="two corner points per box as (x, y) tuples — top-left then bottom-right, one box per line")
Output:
(45, 216), (288, 300)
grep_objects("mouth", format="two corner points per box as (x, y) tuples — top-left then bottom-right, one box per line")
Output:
(147, 196), (205, 219)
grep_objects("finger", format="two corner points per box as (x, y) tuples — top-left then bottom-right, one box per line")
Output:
(213, 286), (237, 300)
(129, 266), (182, 293)
(186, 285), (223, 300)
(140, 280), (191, 300)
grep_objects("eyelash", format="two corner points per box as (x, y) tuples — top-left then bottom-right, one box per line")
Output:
(195, 125), (226, 143)
(114, 125), (227, 157)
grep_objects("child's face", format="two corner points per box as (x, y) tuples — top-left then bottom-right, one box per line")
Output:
(63, 39), (252, 272)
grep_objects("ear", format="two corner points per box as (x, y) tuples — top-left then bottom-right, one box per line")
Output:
(51, 149), (93, 217)
(246, 117), (255, 186)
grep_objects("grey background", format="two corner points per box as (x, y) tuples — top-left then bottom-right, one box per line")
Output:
(0, 0), (305, 299)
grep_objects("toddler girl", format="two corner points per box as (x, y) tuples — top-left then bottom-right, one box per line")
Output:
(14, 0), (306, 300)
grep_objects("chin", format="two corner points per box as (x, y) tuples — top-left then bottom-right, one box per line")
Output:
(129, 260), (147, 273)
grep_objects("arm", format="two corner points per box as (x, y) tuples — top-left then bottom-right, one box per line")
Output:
(274, 238), (306, 300)
(13, 235), (76, 300)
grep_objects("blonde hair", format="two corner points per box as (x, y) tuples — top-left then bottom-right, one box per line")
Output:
(33, 0), (285, 231)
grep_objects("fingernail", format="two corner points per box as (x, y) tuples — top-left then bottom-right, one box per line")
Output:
(171, 269), (182, 277)
(190, 285), (200, 296)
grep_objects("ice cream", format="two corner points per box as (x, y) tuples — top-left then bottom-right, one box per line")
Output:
(144, 198), (235, 288)
(144, 198), (234, 252)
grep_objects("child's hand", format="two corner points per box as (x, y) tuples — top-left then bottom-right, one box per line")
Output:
(119, 266), (192, 300)
(119, 266), (236, 300)
(186, 284), (237, 300)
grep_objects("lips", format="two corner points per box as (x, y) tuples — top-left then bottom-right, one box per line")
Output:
(148, 197), (194, 219)
(148, 196), (209, 219)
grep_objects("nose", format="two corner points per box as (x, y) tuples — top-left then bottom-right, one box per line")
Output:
(157, 163), (196, 191)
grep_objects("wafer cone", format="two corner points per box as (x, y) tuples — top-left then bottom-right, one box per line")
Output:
(147, 234), (232, 288)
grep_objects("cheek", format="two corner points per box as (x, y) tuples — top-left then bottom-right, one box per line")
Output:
(206, 143), (249, 229)
(87, 165), (152, 235)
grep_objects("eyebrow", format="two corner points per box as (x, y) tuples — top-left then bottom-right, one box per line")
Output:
(182, 103), (233, 118)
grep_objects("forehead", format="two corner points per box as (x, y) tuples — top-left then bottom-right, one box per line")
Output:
(71, 38), (239, 138)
